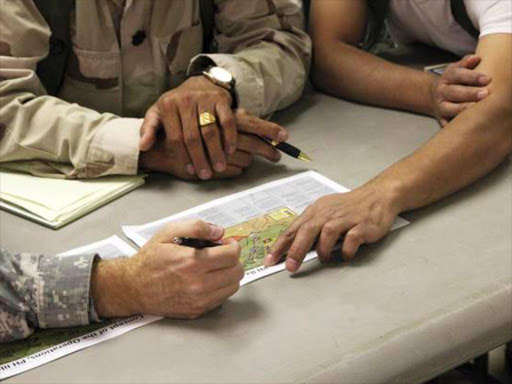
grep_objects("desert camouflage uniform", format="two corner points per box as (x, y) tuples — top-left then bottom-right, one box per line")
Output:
(0, 249), (100, 343)
(0, 0), (311, 178)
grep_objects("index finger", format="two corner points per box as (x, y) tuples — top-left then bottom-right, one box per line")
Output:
(198, 241), (241, 271)
(284, 220), (323, 272)
(264, 213), (309, 266)
(444, 67), (491, 86)
(236, 113), (288, 142)
(216, 101), (237, 154)
(459, 54), (481, 70)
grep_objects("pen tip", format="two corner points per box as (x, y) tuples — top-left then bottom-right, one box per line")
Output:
(298, 152), (312, 162)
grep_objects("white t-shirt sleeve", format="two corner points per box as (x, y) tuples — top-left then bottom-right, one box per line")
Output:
(466, 0), (512, 37)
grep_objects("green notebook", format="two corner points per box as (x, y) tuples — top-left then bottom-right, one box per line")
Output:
(0, 170), (145, 229)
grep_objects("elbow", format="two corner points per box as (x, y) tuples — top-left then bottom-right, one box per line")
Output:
(310, 50), (335, 94)
(311, 64), (328, 93)
(495, 99), (512, 159)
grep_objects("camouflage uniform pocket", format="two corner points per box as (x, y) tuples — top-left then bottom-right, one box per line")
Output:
(59, 46), (122, 115)
(66, 46), (121, 91)
(159, 23), (203, 88)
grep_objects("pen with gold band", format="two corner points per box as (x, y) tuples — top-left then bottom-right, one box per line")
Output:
(267, 140), (312, 162)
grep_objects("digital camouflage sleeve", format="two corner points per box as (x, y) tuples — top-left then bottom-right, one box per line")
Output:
(0, 249), (100, 343)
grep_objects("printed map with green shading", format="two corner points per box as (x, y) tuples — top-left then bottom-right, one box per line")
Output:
(0, 321), (113, 365)
(224, 207), (297, 271)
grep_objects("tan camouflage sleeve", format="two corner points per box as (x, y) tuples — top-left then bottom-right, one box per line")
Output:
(0, 248), (100, 343)
(0, 1), (140, 179)
(188, 0), (311, 117)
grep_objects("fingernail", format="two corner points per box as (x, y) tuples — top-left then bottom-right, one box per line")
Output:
(186, 164), (195, 175)
(477, 90), (489, 100)
(214, 162), (226, 172)
(264, 254), (273, 266)
(227, 145), (236, 154)
(287, 258), (299, 272)
(208, 223), (223, 238)
(199, 169), (211, 179)
(278, 130), (288, 142)
(479, 75), (491, 85)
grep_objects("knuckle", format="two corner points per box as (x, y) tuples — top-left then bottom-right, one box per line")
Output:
(283, 229), (296, 240)
(217, 91), (230, 103)
(288, 245), (302, 257)
(202, 127), (217, 140)
(322, 222), (337, 237)
(231, 283), (241, 295)
(195, 297), (210, 311)
(230, 246), (241, 262)
(180, 254), (198, 271)
(188, 281), (204, 295)
(347, 230), (362, 244)
(180, 94), (194, 107)
(191, 219), (207, 233)
(186, 312), (201, 320)
(439, 101), (451, 113)
(221, 114), (236, 129)
(446, 63), (457, 72)
(301, 222), (316, 233)
(160, 95), (176, 110)
(237, 266), (245, 281)
(185, 133), (201, 147)
(186, 307), (204, 319)
(167, 134), (182, 146)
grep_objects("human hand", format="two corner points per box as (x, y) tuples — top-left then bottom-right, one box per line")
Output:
(234, 109), (287, 163)
(92, 220), (244, 319)
(138, 76), (234, 179)
(138, 124), (254, 180)
(430, 55), (492, 127)
(138, 77), (287, 179)
(264, 184), (399, 272)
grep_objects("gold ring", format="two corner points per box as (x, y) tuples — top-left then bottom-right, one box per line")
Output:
(199, 112), (216, 127)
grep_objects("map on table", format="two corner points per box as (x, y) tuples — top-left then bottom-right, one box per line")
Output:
(123, 171), (410, 285)
(224, 207), (297, 271)
(1, 171), (411, 380)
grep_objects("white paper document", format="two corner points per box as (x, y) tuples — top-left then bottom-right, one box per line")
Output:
(123, 171), (410, 286)
(0, 236), (161, 380)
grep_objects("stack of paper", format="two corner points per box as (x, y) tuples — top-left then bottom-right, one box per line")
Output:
(0, 170), (145, 229)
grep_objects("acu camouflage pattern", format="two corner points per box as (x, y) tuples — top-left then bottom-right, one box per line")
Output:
(0, 249), (99, 343)
(0, 0), (311, 179)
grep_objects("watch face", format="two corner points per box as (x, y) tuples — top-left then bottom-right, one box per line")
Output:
(209, 66), (232, 83)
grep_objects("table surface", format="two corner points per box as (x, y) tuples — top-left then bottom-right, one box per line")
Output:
(2, 50), (511, 384)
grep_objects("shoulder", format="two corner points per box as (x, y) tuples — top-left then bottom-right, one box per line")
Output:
(465, 0), (512, 37)
(0, 0), (50, 57)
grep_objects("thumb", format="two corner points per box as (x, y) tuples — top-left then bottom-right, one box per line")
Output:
(459, 54), (481, 70)
(156, 220), (225, 243)
(139, 107), (161, 151)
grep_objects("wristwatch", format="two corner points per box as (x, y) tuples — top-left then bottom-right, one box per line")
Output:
(200, 66), (239, 109)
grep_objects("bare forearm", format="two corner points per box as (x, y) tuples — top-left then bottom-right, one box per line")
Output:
(91, 258), (138, 318)
(372, 97), (512, 214)
(313, 41), (436, 116)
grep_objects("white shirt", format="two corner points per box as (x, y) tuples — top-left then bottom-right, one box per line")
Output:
(387, 0), (512, 56)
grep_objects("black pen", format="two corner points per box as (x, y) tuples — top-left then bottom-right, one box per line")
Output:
(260, 137), (312, 162)
(173, 237), (222, 248)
